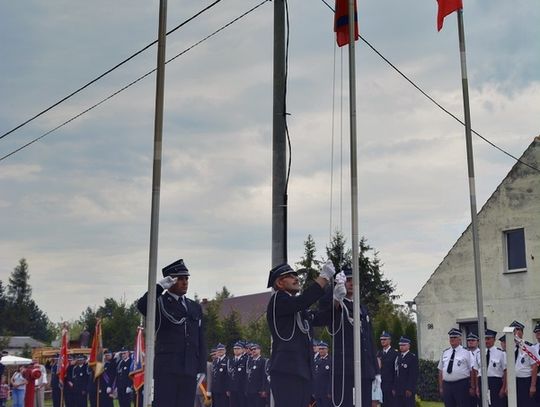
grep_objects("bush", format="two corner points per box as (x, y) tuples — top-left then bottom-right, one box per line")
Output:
(417, 359), (441, 402)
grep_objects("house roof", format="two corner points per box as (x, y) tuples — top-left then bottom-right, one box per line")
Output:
(415, 135), (540, 301)
(1, 336), (46, 349)
(202, 291), (272, 325)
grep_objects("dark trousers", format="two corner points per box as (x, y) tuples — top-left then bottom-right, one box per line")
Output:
(517, 377), (535, 407)
(381, 386), (395, 407)
(117, 388), (132, 407)
(443, 378), (470, 407)
(478, 377), (505, 407)
(52, 387), (61, 407)
(229, 390), (246, 407)
(247, 392), (268, 407)
(395, 393), (416, 407)
(99, 391), (114, 407)
(212, 392), (229, 407)
(315, 395), (332, 407)
(153, 372), (196, 407)
(271, 373), (312, 407)
(75, 391), (88, 407)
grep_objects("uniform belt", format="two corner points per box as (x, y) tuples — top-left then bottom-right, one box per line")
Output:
(443, 378), (469, 384)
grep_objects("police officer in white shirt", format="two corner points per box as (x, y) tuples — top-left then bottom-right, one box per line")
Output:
(475, 329), (507, 407)
(466, 333), (480, 407)
(438, 328), (477, 407)
(510, 320), (537, 407)
(533, 322), (540, 406)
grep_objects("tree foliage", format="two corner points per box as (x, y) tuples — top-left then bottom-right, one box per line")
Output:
(0, 259), (54, 343)
(295, 234), (321, 288)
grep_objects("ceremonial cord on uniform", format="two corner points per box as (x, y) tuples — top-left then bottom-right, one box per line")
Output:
(158, 296), (187, 325)
(271, 292), (311, 342)
(326, 292), (347, 407)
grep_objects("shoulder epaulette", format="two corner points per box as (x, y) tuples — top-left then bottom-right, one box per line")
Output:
(497, 347), (503, 351)
(525, 341), (533, 346)
(443, 347), (451, 352)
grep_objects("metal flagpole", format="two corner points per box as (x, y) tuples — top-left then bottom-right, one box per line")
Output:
(347, 0), (362, 404)
(143, 0), (168, 405)
(456, 10), (489, 407)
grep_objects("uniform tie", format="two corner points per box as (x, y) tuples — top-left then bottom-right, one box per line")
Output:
(515, 345), (519, 362)
(447, 348), (455, 374)
(179, 296), (187, 310)
(486, 348), (490, 367)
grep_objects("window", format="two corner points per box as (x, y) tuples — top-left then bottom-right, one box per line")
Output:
(504, 228), (527, 273)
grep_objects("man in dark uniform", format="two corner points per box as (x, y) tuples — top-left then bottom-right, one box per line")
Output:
(393, 337), (418, 407)
(72, 355), (89, 407)
(115, 348), (132, 407)
(228, 342), (247, 407)
(50, 355), (61, 407)
(64, 356), (76, 407)
(378, 331), (398, 407)
(266, 261), (334, 407)
(317, 265), (379, 407)
(99, 350), (116, 407)
(212, 343), (229, 407)
(245, 343), (269, 407)
(137, 258), (206, 407)
(313, 341), (332, 407)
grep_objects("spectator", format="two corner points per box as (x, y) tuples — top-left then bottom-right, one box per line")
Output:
(11, 365), (28, 407)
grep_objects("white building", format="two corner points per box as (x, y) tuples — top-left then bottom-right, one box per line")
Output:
(414, 136), (540, 360)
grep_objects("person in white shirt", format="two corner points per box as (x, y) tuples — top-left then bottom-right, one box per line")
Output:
(510, 320), (537, 407)
(438, 328), (476, 407)
(476, 329), (507, 407)
(533, 322), (540, 406)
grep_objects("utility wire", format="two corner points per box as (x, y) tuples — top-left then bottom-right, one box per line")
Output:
(0, 0), (224, 142)
(0, 0), (270, 163)
(319, 0), (540, 173)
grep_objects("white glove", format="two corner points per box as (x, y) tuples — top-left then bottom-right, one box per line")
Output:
(319, 261), (335, 281)
(126, 387), (132, 394)
(375, 374), (382, 386)
(207, 391), (212, 396)
(333, 282), (346, 302)
(335, 271), (346, 284)
(197, 373), (206, 382)
(106, 387), (112, 394)
(158, 276), (178, 289)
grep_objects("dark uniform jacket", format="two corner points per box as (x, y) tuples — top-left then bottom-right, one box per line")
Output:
(228, 355), (247, 392)
(393, 351), (419, 395)
(378, 347), (398, 391)
(115, 357), (132, 393)
(313, 355), (332, 398)
(212, 356), (230, 393)
(137, 285), (206, 376)
(100, 359), (117, 390)
(317, 292), (378, 380)
(246, 356), (269, 394)
(266, 282), (325, 381)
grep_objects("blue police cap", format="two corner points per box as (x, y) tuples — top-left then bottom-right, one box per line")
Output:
(250, 343), (261, 350)
(233, 342), (243, 349)
(318, 341), (329, 348)
(510, 320), (525, 330)
(216, 343), (226, 350)
(534, 322), (540, 333)
(498, 335), (506, 342)
(485, 329), (497, 338)
(267, 263), (297, 288)
(104, 349), (112, 355)
(380, 331), (392, 339)
(466, 332), (479, 341)
(162, 259), (189, 277)
(398, 336), (411, 345)
(448, 328), (462, 338)
(342, 265), (353, 277)
(210, 348), (217, 353)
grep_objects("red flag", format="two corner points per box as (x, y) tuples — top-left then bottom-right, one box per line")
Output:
(334, 0), (359, 47)
(437, 0), (463, 31)
(88, 319), (104, 379)
(58, 325), (69, 384)
(129, 327), (145, 392)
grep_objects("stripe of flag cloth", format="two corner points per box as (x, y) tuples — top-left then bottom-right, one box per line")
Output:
(89, 318), (104, 379)
(437, 0), (463, 31)
(58, 326), (69, 384)
(334, 0), (359, 47)
(129, 326), (145, 392)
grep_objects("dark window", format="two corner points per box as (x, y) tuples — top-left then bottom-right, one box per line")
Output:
(505, 228), (527, 272)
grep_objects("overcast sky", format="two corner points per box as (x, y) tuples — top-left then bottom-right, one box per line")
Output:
(1, 0), (538, 323)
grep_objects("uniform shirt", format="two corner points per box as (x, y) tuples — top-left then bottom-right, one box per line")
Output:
(533, 343), (540, 376)
(476, 346), (506, 378)
(514, 345), (536, 378)
(438, 345), (475, 382)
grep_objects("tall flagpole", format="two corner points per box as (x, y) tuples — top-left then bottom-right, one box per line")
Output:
(143, 0), (168, 405)
(456, 10), (488, 407)
(347, 0), (362, 404)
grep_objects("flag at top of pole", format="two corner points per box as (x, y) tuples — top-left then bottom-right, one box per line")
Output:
(88, 318), (104, 379)
(334, 0), (359, 47)
(58, 324), (69, 385)
(437, 0), (463, 31)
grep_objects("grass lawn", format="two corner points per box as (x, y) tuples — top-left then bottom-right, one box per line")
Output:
(420, 402), (444, 407)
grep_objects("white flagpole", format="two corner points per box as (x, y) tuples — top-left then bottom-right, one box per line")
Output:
(456, 10), (488, 407)
(346, 0), (363, 404)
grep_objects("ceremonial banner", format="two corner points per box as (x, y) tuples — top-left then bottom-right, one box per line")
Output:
(129, 326), (145, 391)
(89, 318), (104, 379)
(58, 325), (69, 384)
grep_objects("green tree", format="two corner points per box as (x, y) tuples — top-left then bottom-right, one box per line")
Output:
(204, 300), (224, 353)
(244, 317), (271, 356)
(325, 231), (352, 272)
(100, 298), (140, 351)
(221, 311), (243, 351)
(8, 259), (32, 304)
(296, 234), (321, 289)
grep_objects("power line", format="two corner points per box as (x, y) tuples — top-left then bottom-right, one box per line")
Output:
(0, 0), (270, 163)
(318, 0), (540, 173)
(0, 0), (224, 142)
